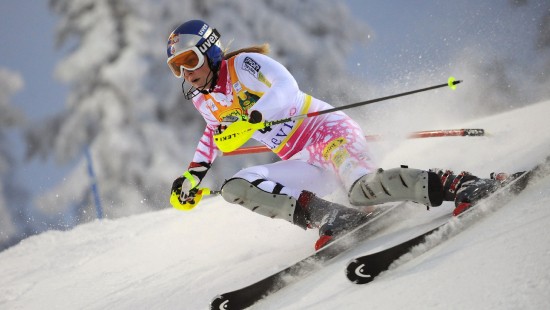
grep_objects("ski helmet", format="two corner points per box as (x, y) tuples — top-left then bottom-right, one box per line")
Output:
(167, 20), (223, 78)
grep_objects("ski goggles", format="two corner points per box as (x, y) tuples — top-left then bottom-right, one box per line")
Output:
(167, 46), (205, 77)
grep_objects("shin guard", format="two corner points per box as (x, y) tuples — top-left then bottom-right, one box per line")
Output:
(348, 167), (443, 207)
(221, 178), (309, 229)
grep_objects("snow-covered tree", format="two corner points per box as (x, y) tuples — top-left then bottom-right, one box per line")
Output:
(25, 0), (370, 221)
(535, 6), (550, 99)
(0, 68), (28, 250)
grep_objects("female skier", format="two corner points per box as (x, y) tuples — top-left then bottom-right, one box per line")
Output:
(167, 20), (510, 250)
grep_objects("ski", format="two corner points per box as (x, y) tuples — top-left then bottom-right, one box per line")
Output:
(210, 202), (404, 310)
(346, 155), (550, 285)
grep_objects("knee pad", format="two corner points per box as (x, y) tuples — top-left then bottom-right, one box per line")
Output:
(221, 178), (304, 227)
(348, 167), (443, 207)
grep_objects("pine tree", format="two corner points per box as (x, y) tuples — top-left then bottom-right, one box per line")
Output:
(0, 68), (28, 251)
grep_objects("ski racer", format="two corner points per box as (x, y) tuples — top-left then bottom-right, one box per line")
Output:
(166, 20), (515, 250)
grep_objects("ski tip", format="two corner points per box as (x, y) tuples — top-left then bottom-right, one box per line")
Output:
(346, 259), (375, 285)
(210, 295), (229, 310)
(448, 76), (462, 90)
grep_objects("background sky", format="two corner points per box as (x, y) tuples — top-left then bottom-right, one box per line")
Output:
(1, 0), (548, 210)
(346, 0), (544, 86)
(0, 1), (69, 196)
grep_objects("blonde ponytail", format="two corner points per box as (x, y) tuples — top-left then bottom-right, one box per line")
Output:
(224, 43), (270, 59)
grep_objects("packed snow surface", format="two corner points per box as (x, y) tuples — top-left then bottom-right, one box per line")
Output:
(1, 100), (549, 309)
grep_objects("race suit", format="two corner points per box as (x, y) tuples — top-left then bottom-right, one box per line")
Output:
(190, 52), (375, 199)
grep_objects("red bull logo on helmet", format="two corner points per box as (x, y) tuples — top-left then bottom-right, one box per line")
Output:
(167, 33), (179, 56)
(168, 33), (179, 45)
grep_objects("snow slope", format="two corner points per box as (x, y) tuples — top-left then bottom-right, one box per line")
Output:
(1, 100), (549, 310)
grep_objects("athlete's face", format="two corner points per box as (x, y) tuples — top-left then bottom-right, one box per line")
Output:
(183, 60), (212, 90)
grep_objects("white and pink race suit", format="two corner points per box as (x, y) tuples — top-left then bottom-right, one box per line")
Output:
(190, 52), (375, 199)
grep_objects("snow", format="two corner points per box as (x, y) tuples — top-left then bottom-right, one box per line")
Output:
(1, 100), (550, 309)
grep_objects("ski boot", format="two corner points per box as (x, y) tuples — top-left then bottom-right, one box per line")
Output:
(297, 191), (369, 250)
(432, 169), (526, 216)
(454, 171), (529, 215)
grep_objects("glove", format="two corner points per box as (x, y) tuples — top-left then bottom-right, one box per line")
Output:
(170, 162), (211, 209)
(171, 172), (200, 203)
(248, 110), (263, 124)
(248, 110), (271, 133)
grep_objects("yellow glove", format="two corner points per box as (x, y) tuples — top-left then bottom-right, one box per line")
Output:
(170, 162), (210, 210)
(170, 186), (211, 211)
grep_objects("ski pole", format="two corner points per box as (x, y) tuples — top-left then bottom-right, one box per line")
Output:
(220, 128), (484, 156)
(213, 77), (462, 152)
